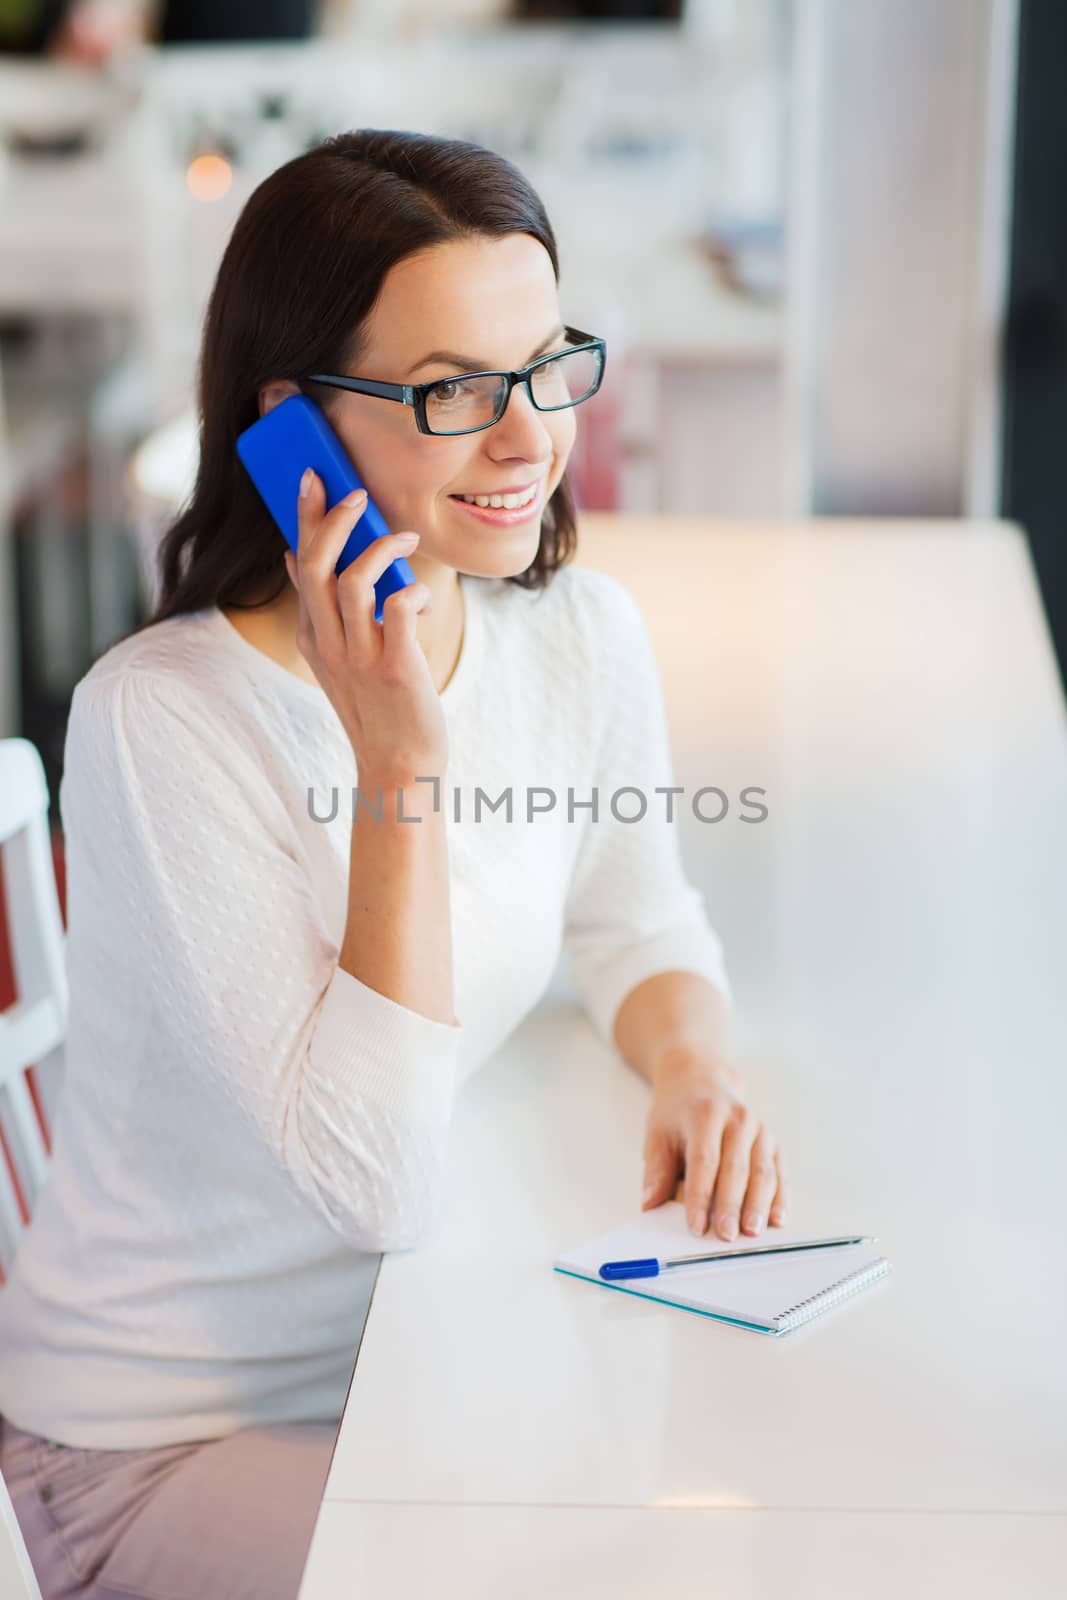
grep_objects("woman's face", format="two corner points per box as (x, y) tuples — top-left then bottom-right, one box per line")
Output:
(316, 233), (577, 581)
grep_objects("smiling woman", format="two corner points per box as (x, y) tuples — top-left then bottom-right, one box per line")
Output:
(129, 131), (582, 632)
(116, 131), (600, 707)
(0, 129), (760, 1600)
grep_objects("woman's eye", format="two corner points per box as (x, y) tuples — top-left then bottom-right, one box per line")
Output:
(434, 379), (472, 404)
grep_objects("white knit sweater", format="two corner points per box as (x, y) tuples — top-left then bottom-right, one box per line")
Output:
(0, 564), (731, 1448)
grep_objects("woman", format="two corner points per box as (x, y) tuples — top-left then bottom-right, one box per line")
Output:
(0, 129), (787, 1599)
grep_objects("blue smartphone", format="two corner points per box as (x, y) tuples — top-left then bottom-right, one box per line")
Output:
(236, 393), (415, 624)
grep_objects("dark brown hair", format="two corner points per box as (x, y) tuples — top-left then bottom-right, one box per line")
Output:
(129, 128), (577, 636)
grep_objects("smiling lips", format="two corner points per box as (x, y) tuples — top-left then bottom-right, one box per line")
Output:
(448, 479), (547, 526)
(452, 480), (542, 510)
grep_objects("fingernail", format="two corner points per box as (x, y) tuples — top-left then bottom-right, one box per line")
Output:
(342, 488), (368, 509)
(299, 468), (313, 499)
(397, 532), (419, 547)
(742, 1212), (764, 1234)
(688, 1214), (706, 1237)
(717, 1213), (738, 1240)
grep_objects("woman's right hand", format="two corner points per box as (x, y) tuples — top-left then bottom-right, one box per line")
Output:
(283, 468), (448, 786)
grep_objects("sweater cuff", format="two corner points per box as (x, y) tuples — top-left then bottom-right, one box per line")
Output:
(580, 924), (733, 1051)
(310, 964), (462, 1128)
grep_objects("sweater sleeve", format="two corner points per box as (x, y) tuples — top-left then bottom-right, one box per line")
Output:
(561, 575), (733, 1051)
(64, 668), (462, 1253)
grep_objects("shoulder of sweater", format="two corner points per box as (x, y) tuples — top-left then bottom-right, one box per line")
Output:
(60, 617), (290, 839)
(494, 563), (645, 655)
(70, 608), (260, 732)
(513, 561), (639, 619)
(473, 566), (651, 733)
(66, 611), (258, 783)
(72, 611), (239, 718)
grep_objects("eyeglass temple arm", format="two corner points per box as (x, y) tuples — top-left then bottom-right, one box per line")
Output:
(305, 374), (414, 404)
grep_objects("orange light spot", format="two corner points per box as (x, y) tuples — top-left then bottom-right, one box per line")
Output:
(186, 154), (232, 202)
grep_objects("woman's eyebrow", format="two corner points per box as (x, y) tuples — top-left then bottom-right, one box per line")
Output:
(406, 324), (567, 378)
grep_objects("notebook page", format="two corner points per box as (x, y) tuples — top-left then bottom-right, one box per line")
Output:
(554, 1202), (890, 1332)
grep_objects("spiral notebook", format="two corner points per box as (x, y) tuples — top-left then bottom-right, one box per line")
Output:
(554, 1202), (891, 1336)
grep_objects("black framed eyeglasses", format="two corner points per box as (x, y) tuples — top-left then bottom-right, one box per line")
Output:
(305, 324), (606, 437)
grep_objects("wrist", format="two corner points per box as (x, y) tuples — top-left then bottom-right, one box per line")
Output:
(352, 767), (446, 813)
(653, 1043), (742, 1097)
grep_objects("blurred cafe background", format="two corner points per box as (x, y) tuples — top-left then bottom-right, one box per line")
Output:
(0, 0), (1061, 822)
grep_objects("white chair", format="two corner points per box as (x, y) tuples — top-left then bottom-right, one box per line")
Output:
(0, 738), (67, 1278)
(0, 1467), (42, 1600)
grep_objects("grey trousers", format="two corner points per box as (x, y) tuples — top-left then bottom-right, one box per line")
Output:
(0, 1412), (335, 1600)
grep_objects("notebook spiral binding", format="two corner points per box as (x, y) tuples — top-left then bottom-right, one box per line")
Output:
(776, 1259), (891, 1333)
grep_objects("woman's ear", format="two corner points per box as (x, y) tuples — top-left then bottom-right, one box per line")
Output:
(258, 379), (302, 418)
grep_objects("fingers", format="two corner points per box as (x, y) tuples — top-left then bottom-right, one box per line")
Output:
(681, 1098), (728, 1236)
(769, 1153), (788, 1227)
(380, 580), (433, 675)
(335, 530), (419, 657)
(708, 1107), (760, 1241)
(641, 1125), (681, 1211)
(739, 1123), (778, 1236)
(645, 1077), (788, 1241)
(291, 471), (357, 662)
(291, 470), (421, 660)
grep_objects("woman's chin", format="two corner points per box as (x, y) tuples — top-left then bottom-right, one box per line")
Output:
(450, 520), (544, 579)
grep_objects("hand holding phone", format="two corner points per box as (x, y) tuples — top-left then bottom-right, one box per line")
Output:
(236, 394), (416, 624)
(236, 394), (444, 776)
(283, 471), (447, 782)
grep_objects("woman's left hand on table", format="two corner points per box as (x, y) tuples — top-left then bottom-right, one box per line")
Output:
(640, 1051), (787, 1240)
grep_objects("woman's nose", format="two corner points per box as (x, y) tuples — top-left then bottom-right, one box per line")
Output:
(489, 380), (554, 459)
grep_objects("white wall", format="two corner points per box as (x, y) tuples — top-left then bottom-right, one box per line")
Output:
(783, 0), (1018, 517)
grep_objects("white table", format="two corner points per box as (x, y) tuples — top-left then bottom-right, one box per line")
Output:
(298, 517), (1067, 1598)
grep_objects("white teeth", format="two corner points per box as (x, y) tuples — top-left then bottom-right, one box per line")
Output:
(459, 483), (539, 511)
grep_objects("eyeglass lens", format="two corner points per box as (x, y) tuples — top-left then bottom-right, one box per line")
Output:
(424, 343), (602, 434)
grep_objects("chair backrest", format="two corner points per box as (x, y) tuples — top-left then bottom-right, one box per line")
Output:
(0, 1465), (43, 1600)
(0, 739), (67, 1277)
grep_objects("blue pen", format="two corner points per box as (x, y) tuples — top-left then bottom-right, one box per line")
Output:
(599, 1234), (875, 1281)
